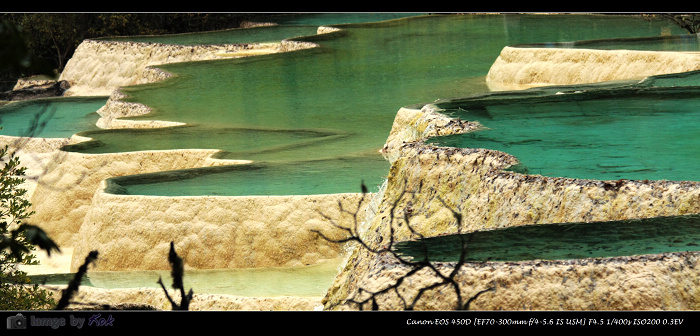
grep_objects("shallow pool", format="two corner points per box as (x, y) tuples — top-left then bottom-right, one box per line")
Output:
(429, 70), (700, 182)
(29, 258), (341, 297)
(0, 97), (105, 138)
(62, 14), (686, 196)
(394, 214), (700, 263)
(107, 155), (389, 196)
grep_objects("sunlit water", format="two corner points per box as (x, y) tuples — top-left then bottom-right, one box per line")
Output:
(428, 70), (700, 182)
(6, 13), (698, 297)
(29, 258), (341, 297)
(394, 214), (700, 263)
(525, 33), (700, 51)
(0, 97), (105, 138)
(55, 14), (686, 196)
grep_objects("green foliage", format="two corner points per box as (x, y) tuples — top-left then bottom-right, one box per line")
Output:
(662, 14), (700, 34)
(1, 13), (266, 75)
(0, 20), (31, 73)
(0, 145), (37, 263)
(0, 19), (52, 91)
(0, 145), (58, 309)
(0, 263), (55, 310)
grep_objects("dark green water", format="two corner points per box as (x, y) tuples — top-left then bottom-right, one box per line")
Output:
(13, 14), (700, 291)
(524, 33), (700, 51)
(428, 70), (700, 182)
(60, 14), (686, 196)
(102, 13), (426, 45)
(5, 14), (683, 196)
(0, 97), (105, 138)
(394, 214), (700, 263)
(104, 25), (323, 45)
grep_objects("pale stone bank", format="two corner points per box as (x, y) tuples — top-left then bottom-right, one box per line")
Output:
(9, 26), (361, 310)
(8, 25), (700, 310)
(323, 46), (700, 310)
(485, 46), (700, 91)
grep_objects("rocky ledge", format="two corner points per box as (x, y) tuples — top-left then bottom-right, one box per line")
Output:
(0, 80), (69, 101)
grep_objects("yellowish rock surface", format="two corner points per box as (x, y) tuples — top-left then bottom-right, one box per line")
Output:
(486, 46), (700, 90)
(11, 31), (700, 311)
(325, 46), (700, 310)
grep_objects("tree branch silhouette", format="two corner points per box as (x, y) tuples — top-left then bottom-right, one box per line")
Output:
(314, 181), (494, 310)
(157, 241), (193, 310)
(54, 250), (97, 310)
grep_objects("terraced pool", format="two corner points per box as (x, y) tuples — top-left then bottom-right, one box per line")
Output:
(428, 70), (700, 182)
(394, 213), (700, 263)
(58, 14), (687, 196)
(7, 15), (700, 299)
(0, 96), (105, 138)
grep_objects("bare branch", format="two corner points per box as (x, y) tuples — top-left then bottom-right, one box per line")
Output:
(318, 180), (495, 310)
(54, 250), (98, 310)
(158, 241), (193, 310)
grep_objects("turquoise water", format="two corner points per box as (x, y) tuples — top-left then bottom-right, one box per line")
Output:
(107, 154), (389, 196)
(104, 25), (323, 45)
(0, 97), (105, 138)
(55, 14), (688, 196)
(428, 70), (700, 182)
(394, 213), (700, 263)
(524, 33), (700, 51)
(102, 13), (426, 45)
(65, 125), (350, 158)
(11, 14), (700, 292)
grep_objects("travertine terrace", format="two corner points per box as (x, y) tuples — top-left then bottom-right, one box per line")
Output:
(323, 45), (700, 310)
(485, 46), (700, 91)
(5, 20), (700, 310)
(22, 31), (352, 272)
(7, 26), (354, 310)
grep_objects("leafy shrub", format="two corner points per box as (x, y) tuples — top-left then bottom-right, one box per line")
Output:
(0, 145), (58, 309)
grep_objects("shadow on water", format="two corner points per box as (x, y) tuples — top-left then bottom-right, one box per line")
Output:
(57, 14), (687, 196)
(106, 153), (390, 196)
(10, 14), (700, 297)
(0, 97), (106, 138)
(6, 15), (691, 197)
(394, 214), (700, 263)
